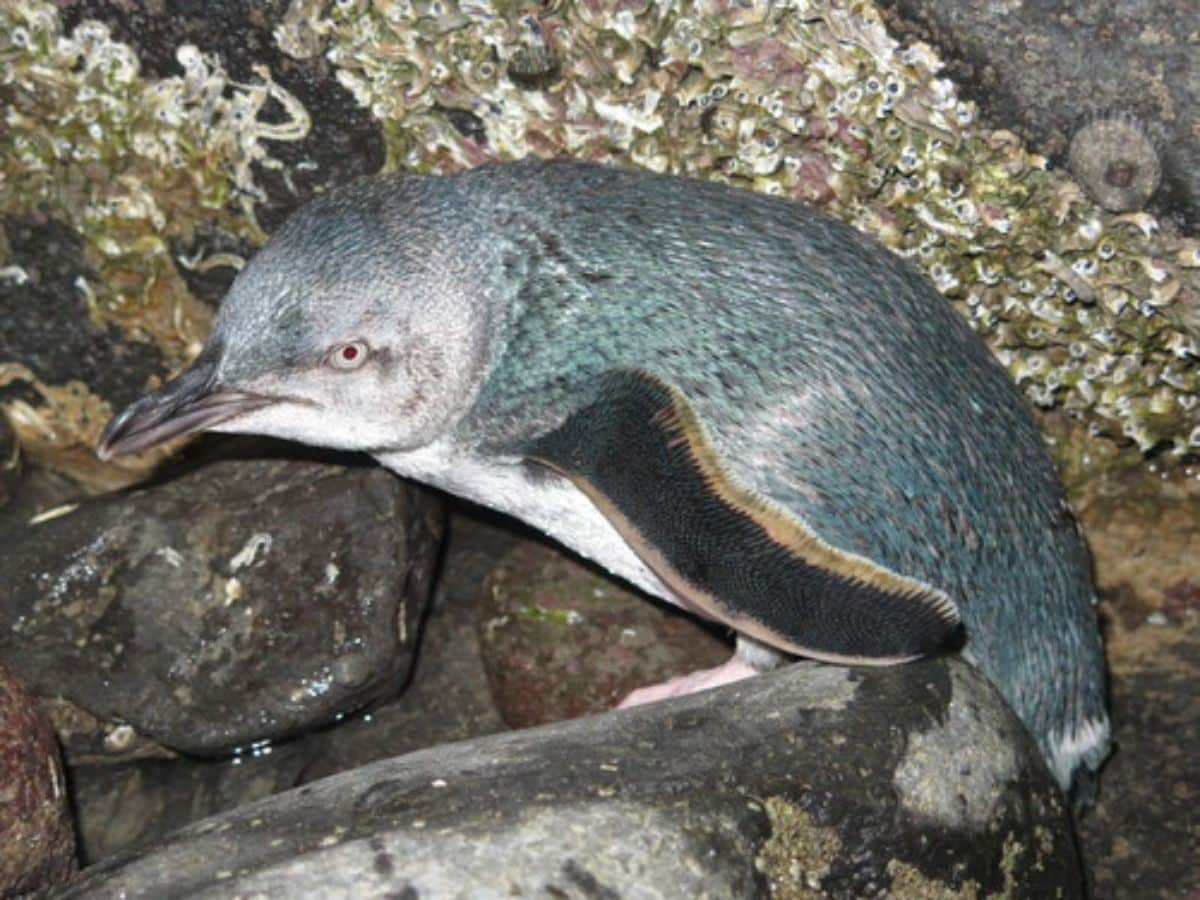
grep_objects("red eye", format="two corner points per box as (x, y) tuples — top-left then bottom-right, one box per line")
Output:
(328, 340), (369, 370)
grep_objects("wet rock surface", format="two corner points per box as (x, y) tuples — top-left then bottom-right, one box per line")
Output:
(292, 514), (511, 779)
(65, 510), (506, 864)
(875, 0), (1200, 228)
(0, 662), (77, 896)
(0, 449), (442, 756)
(479, 539), (730, 728)
(43, 696), (174, 767)
(4, 493), (1190, 895)
(1064, 467), (1200, 898)
(55, 657), (1082, 899)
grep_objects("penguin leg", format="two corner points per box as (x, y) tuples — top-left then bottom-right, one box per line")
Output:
(616, 635), (786, 708)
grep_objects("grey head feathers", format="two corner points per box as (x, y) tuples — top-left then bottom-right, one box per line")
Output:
(199, 173), (503, 452)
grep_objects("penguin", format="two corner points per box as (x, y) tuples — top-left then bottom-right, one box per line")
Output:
(98, 158), (1110, 799)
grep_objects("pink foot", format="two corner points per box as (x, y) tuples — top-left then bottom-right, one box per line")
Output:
(616, 656), (759, 709)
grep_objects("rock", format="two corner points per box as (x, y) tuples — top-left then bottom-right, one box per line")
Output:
(479, 539), (730, 728)
(293, 512), (511, 784)
(2, 2), (387, 494)
(0, 217), (166, 415)
(65, 509), (508, 864)
(58, 0), (386, 245)
(0, 409), (18, 509)
(68, 748), (313, 868)
(0, 216), (171, 490)
(0, 452), (442, 755)
(1067, 464), (1200, 897)
(1078, 616), (1200, 899)
(0, 465), (86, 527)
(874, 0), (1200, 227)
(0, 662), (76, 896)
(58, 658), (1083, 898)
(41, 696), (176, 767)
(1075, 466), (1200, 627)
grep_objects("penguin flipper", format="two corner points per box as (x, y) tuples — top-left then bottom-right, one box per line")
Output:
(525, 369), (962, 664)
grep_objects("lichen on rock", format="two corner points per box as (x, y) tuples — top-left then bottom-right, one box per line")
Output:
(755, 796), (843, 900)
(892, 664), (1019, 831)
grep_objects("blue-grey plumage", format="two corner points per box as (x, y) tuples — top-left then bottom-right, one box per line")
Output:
(98, 159), (1109, 799)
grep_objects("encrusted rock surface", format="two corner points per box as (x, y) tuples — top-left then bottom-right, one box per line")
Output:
(55, 658), (1083, 899)
(2, 0), (1198, 482)
(875, 0), (1200, 228)
(0, 215), (170, 489)
(0, 450), (442, 755)
(55, 0), (386, 239)
(0, 662), (77, 896)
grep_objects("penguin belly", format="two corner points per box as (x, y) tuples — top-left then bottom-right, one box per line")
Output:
(376, 442), (674, 603)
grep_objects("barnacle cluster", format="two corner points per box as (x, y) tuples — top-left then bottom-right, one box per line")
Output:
(0, 2), (309, 469)
(278, 0), (1199, 471)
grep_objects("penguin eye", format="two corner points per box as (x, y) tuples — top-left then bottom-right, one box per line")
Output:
(327, 340), (369, 371)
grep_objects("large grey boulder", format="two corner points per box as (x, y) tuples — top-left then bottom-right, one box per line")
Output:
(57, 657), (1083, 899)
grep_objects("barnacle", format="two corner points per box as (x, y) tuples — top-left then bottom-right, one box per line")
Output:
(1068, 113), (1162, 214)
(277, 0), (1198, 475)
(1, 6), (308, 332)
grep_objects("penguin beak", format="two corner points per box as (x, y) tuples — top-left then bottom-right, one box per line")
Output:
(97, 355), (275, 460)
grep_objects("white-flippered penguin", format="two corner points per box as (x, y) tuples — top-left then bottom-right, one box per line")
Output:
(99, 159), (1110, 799)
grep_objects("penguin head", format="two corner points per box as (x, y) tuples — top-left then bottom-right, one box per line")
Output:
(99, 176), (493, 460)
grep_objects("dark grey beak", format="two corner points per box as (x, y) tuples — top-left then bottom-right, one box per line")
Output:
(97, 355), (274, 460)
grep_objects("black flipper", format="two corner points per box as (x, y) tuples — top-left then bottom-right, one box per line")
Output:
(525, 370), (962, 663)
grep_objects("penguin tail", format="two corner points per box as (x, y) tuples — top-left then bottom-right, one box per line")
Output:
(1048, 713), (1112, 810)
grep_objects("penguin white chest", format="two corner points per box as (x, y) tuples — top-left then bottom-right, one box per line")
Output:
(375, 442), (673, 602)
